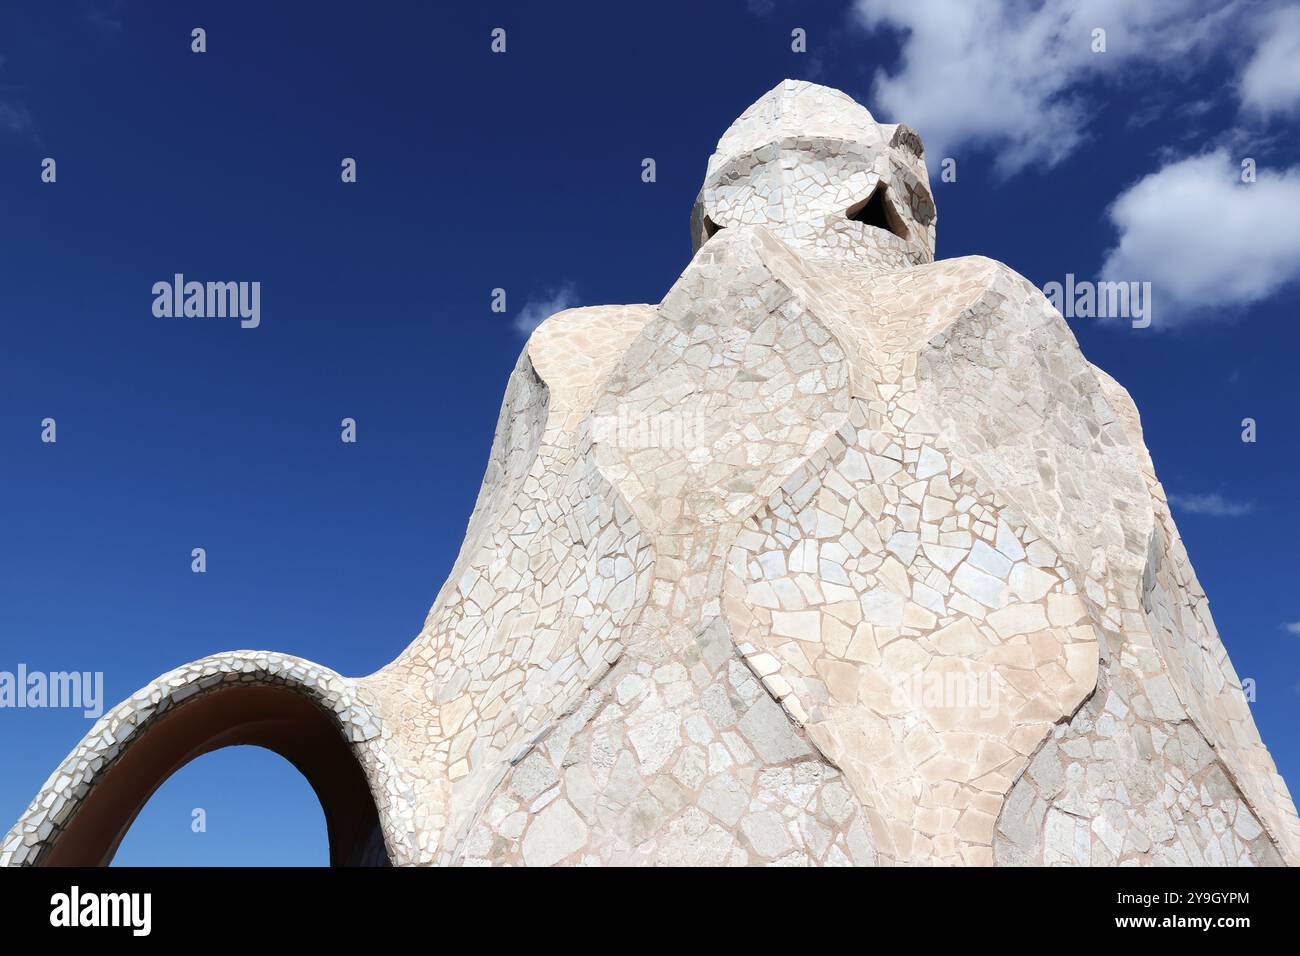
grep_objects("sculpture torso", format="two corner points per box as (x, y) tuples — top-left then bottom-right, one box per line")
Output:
(359, 81), (1299, 865)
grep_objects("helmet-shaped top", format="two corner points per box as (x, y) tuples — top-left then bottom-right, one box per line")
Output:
(691, 80), (936, 269)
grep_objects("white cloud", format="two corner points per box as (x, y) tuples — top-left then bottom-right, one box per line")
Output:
(1284, 621), (1300, 637)
(0, 54), (33, 137)
(850, 0), (1242, 172)
(514, 284), (580, 335)
(1098, 149), (1300, 323)
(1167, 492), (1255, 517)
(0, 101), (32, 135)
(1240, 5), (1300, 116)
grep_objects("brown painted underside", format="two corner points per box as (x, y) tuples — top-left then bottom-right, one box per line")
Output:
(41, 684), (383, 866)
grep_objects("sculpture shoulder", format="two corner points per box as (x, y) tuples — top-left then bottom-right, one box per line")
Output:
(915, 255), (1045, 304)
(796, 255), (1054, 360)
(524, 304), (657, 407)
(890, 255), (1063, 338)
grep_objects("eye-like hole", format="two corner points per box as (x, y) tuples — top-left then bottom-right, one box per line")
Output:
(702, 215), (724, 242)
(845, 183), (909, 240)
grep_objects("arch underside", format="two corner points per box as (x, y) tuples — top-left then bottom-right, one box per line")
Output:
(46, 684), (384, 866)
(2, 653), (399, 868)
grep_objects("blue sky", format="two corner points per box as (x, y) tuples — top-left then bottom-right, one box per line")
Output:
(1, 1), (1298, 865)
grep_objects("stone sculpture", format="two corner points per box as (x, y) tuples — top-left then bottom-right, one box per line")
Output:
(6, 80), (1296, 867)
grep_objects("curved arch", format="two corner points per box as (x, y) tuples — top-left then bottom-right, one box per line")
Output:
(1, 652), (417, 867)
(48, 684), (381, 866)
(114, 743), (332, 865)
